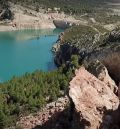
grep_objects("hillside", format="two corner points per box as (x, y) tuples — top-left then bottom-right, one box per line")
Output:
(0, 0), (120, 31)
(0, 0), (116, 14)
(0, 0), (120, 129)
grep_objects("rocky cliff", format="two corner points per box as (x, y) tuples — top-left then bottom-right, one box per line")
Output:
(17, 96), (70, 129)
(18, 63), (120, 129)
(17, 26), (120, 129)
(54, 26), (120, 84)
(69, 66), (120, 129)
(42, 26), (120, 129)
(53, 25), (101, 66)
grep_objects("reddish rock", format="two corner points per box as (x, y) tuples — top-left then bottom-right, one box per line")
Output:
(69, 67), (119, 129)
(17, 96), (69, 129)
(87, 60), (118, 93)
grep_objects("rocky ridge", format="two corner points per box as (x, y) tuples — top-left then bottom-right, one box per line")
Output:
(69, 66), (120, 129)
(87, 60), (118, 93)
(54, 27), (120, 84)
(17, 96), (69, 129)
(17, 61), (120, 129)
(15, 23), (120, 129)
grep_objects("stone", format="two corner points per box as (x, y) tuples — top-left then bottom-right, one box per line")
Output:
(87, 60), (118, 93)
(17, 96), (69, 129)
(118, 83), (120, 100)
(69, 67), (119, 129)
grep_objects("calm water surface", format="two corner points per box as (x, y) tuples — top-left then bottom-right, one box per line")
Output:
(0, 29), (63, 82)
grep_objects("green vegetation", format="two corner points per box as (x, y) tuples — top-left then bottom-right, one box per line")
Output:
(93, 25), (109, 34)
(63, 25), (99, 51)
(56, 24), (110, 66)
(95, 14), (120, 24)
(0, 66), (75, 128)
(0, 0), (110, 15)
(71, 55), (79, 69)
(62, 24), (112, 50)
(10, 0), (105, 14)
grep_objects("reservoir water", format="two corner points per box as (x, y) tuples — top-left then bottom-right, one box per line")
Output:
(0, 29), (63, 82)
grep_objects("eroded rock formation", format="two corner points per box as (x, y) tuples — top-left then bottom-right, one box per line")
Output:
(17, 96), (69, 129)
(69, 67), (120, 129)
(36, 28), (120, 129)
(54, 28), (120, 84)
(87, 60), (118, 93)
(17, 28), (120, 129)
(17, 65), (120, 129)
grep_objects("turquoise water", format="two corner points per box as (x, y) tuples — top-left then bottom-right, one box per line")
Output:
(0, 29), (63, 82)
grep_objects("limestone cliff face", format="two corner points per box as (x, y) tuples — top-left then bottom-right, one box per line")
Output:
(52, 28), (120, 129)
(85, 42), (120, 84)
(69, 67), (120, 129)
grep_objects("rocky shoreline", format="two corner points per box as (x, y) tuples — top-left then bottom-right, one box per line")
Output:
(0, 2), (80, 32)
(0, 2), (88, 32)
(54, 27), (120, 83)
(0, 23), (56, 32)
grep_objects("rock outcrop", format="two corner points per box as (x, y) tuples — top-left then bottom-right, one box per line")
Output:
(17, 66), (120, 129)
(85, 29), (120, 83)
(52, 32), (64, 53)
(69, 67), (119, 129)
(17, 27), (120, 129)
(54, 27), (120, 84)
(53, 20), (72, 29)
(87, 60), (118, 93)
(17, 96), (69, 129)
(54, 25), (99, 66)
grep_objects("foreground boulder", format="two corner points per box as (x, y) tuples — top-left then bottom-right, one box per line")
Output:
(87, 60), (118, 93)
(17, 66), (120, 129)
(69, 67), (119, 129)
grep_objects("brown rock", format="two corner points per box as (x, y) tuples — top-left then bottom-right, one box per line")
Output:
(17, 96), (69, 129)
(87, 60), (118, 93)
(69, 67), (119, 129)
(118, 83), (120, 100)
